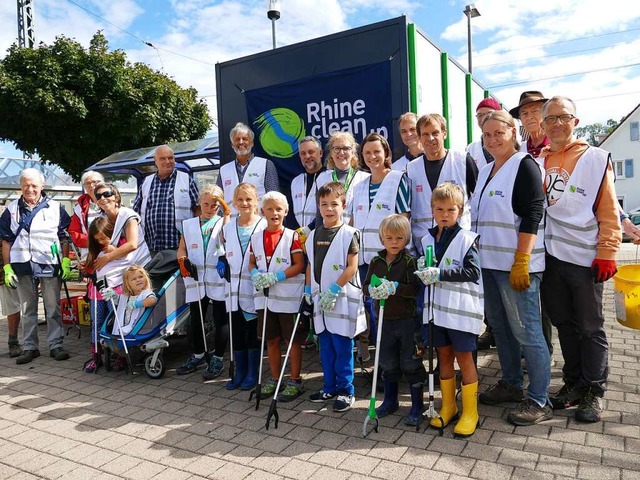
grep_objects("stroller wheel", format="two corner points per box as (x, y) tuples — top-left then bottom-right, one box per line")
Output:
(144, 353), (165, 379)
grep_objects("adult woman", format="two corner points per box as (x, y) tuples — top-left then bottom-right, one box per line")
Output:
(315, 131), (369, 225)
(470, 110), (551, 426)
(92, 183), (151, 287)
(69, 170), (105, 261)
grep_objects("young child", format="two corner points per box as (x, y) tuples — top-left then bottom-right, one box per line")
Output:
(249, 191), (305, 402)
(112, 265), (157, 337)
(220, 183), (266, 391)
(82, 217), (118, 373)
(305, 182), (366, 412)
(176, 184), (231, 379)
(364, 214), (425, 425)
(416, 182), (483, 437)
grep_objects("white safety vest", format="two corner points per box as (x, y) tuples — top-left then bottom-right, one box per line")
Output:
(97, 208), (151, 288)
(471, 152), (545, 273)
(112, 290), (154, 336)
(140, 170), (192, 234)
(251, 228), (304, 314)
(223, 217), (267, 313)
(406, 150), (471, 254)
(305, 225), (366, 338)
(466, 140), (491, 170)
(219, 157), (268, 217)
(315, 169), (370, 225)
(392, 155), (410, 172)
(182, 216), (225, 303)
(291, 171), (320, 228)
(351, 170), (404, 265)
(545, 147), (610, 267)
(421, 230), (484, 334)
(7, 198), (60, 265)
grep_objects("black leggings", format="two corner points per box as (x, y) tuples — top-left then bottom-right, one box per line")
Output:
(189, 298), (228, 356)
(230, 310), (259, 351)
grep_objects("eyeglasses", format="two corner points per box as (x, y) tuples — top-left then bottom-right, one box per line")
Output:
(95, 191), (115, 200)
(332, 146), (352, 153)
(543, 114), (575, 125)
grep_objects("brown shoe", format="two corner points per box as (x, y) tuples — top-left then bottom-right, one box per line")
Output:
(508, 399), (553, 426)
(16, 349), (40, 365)
(479, 380), (524, 405)
(9, 343), (23, 358)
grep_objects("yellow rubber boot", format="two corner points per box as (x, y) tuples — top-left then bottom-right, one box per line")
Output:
(454, 381), (479, 437)
(430, 377), (459, 429)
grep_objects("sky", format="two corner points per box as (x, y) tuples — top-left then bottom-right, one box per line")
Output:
(1, 0), (639, 158)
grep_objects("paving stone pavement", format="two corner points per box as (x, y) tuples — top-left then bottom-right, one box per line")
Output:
(0, 244), (639, 479)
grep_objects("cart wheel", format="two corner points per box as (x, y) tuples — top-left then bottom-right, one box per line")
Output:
(144, 353), (165, 379)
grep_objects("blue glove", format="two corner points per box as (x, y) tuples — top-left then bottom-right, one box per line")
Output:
(216, 256), (231, 282)
(127, 298), (143, 309)
(319, 282), (342, 312)
(303, 285), (312, 305)
(251, 268), (264, 290)
(276, 271), (287, 282)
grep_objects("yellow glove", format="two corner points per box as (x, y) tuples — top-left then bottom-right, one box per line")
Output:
(3, 264), (18, 289)
(61, 257), (72, 281)
(509, 251), (530, 292)
(296, 226), (310, 254)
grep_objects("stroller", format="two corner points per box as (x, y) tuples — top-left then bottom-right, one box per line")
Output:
(99, 251), (190, 379)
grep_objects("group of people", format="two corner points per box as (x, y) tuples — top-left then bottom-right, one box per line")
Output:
(1, 94), (631, 436)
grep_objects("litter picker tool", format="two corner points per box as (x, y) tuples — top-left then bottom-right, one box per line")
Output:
(250, 287), (269, 410)
(103, 277), (134, 374)
(363, 273), (385, 438)
(190, 264), (212, 367)
(420, 245), (444, 433)
(51, 242), (81, 339)
(227, 279), (235, 382)
(83, 279), (102, 373)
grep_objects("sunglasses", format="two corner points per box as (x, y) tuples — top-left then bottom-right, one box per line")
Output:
(95, 191), (115, 200)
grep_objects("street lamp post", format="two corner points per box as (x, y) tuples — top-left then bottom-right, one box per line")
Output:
(267, 0), (281, 50)
(464, 4), (481, 74)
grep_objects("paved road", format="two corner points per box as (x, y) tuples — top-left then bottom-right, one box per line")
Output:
(0, 247), (638, 479)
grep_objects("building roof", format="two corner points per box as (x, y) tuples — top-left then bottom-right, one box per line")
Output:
(599, 103), (640, 147)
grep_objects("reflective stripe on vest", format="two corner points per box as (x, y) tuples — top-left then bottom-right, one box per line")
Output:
(220, 157), (268, 217)
(182, 216), (225, 302)
(8, 199), (60, 265)
(140, 170), (191, 234)
(291, 172), (319, 228)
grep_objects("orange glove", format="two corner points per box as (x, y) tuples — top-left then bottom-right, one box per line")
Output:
(591, 258), (617, 283)
(509, 251), (530, 292)
(178, 256), (191, 278)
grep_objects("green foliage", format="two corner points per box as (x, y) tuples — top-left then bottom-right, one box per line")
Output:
(575, 118), (619, 146)
(0, 32), (211, 179)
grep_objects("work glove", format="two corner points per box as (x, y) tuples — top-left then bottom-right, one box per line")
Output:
(509, 251), (531, 292)
(591, 258), (617, 283)
(100, 287), (118, 302)
(178, 256), (193, 278)
(303, 285), (312, 306)
(216, 256), (231, 282)
(415, 267), (440, 286)
(261, 271), (287, 289)
(416, 256), (428, 271)
(370, 278), (399, 300)
(251, 268), (266, 290)
(3, 264), (18, 289)
(126, 298), (144, 310)
(319, 282), (342, 312)
(296, 226), (311, 252)
(60, 257), (72, 281)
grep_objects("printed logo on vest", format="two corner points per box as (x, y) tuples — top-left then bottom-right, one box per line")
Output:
(375, 203), (390, 210)
(416, 184), (423, 193)
(190, 243), (199, 250)
(489, 190), (505, 198)
(332, 264), (344, 271)
(227, 251), (234, 258)
(274, 257), (290, 265)
(224, 179), (232, 186)
(444, 257), (460, 267)
(568, 185), (587, 197)
(248, 172), (260, 178)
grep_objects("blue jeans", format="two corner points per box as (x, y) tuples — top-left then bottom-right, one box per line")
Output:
(482, 269), (550, 407)
(318, 331), (355, 396)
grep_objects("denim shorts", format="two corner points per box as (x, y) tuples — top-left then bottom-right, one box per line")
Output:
(426, 324), (477, 352)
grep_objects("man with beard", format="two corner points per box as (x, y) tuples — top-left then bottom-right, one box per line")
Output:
(217, 122), (280, 216)
(291, 135), (325, 237)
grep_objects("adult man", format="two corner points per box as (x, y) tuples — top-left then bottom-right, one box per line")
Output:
(133, 145), (199, 256)
(392, 112), (423, 172)
(509, 91), (549, 158)
(466, 97), (499, 169)
(406, 114), (478, 254)
(217, 122), (279, 215)
(540, 96), (620, 423)
(0, 168), (72, 364)
(290, 135), (325, 237)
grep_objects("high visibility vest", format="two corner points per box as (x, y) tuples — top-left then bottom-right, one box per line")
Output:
(219, 157), (268, 217)
(291, 172), (320, 228)
(182, 216), (225, 302)
(140, 170), (192, 234)
(7, 198), (60, 265)
(315, 169), (370, 225)
(466, 140), (490, 170)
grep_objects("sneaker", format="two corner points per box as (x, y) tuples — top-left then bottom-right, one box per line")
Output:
(575, 389), (603, 423)
(301, 339), (316, 350)
(112, 355), (127, 372)
(507, 399), (553, 426)
(176, 354), (206, 375)
(309, 390), (336, 403)
(550, 383), (582, 410)
(333, 394), (355, 412)
(202, 356), (224, 380)
(50, 347), (70, 361)
(8, 343), (23, 358)
(479, 380), (524, 405)
(477, 330), (496, 350)
(259, 378), (281, 400)
(278, 379), (304, 402)
(16, 349), (40, 365)
(84, 357), (102, 373)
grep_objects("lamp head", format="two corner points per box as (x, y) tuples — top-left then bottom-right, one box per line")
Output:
(267, 0), (281, 20)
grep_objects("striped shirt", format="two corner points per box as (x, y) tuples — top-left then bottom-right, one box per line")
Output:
(368, 174), (411, 213)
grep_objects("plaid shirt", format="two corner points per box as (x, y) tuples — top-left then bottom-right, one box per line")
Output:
(133, 170), (199, 251)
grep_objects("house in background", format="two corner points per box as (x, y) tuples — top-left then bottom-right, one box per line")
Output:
(599, 103), (640, 211)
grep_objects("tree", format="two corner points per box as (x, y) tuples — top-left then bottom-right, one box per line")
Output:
(0, 32), (211, 179)
(575, 118), (619, 146)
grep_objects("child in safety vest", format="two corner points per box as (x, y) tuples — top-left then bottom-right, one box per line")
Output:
(219, 183), (266, 391)
(364, 214), (424, 426)
(176, 184), (231, 379)
(415, 182), (483, 437)
(305, 182), (366, 412)
(249, 191), (306, 402)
